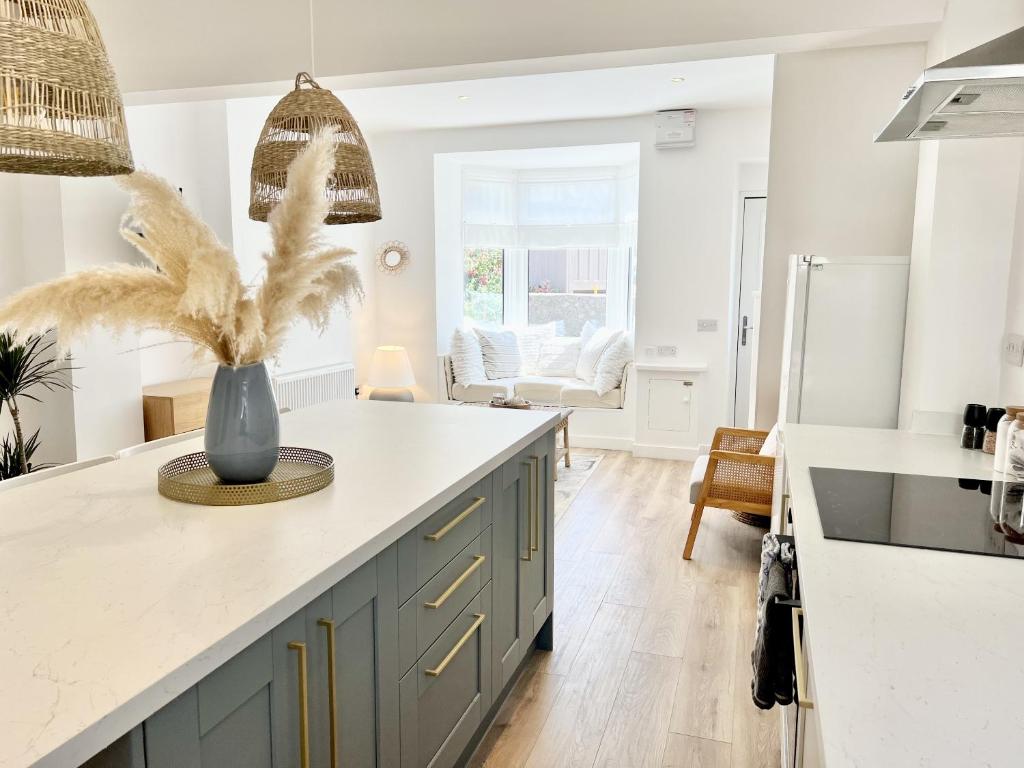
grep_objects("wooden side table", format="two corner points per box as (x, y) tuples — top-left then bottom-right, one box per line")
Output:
(142, 377), (212, 442)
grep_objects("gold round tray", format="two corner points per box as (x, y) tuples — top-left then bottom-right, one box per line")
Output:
(158, 447), (334, 506)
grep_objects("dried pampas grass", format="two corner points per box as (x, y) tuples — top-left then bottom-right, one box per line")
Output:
(0, 131), (363, 367)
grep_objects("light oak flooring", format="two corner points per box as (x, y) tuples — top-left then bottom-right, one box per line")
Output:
(469, 450), (778, 768)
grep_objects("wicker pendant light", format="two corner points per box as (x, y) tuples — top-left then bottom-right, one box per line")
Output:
(249, 72), (381, 224)
(0, 0), (133, 176)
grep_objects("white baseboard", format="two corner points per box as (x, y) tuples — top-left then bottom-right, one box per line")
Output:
(631, 443), (699, 461)
(572, 434), (636, 452)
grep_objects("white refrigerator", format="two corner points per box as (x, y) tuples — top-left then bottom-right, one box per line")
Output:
(778, 255), (910, 429)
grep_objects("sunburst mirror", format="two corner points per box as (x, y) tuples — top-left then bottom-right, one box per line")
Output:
(376, 241), (410, 275)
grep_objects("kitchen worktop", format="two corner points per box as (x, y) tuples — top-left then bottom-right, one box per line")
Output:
(0, 400), (559, 768)
(783, 423), (1019, 768)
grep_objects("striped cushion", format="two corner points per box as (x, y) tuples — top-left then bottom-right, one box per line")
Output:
(474, 328), (522, 379)
(450, 327), (486, 384)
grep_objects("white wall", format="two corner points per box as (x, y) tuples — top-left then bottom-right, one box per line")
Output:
(368, 108), (771, 448)
(901, 0), (1024, 427)
(756, 43), (925, 429)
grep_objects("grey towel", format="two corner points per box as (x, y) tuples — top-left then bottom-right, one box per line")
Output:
(751, 534), (795, 710)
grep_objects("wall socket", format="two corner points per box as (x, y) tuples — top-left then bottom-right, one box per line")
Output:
(697, 319), (718, 332)
(656, 345), (677, 357)
(1004, 333), (1024, 367)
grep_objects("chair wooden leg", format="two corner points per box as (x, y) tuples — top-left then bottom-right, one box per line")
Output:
(683, 501), (706, 560)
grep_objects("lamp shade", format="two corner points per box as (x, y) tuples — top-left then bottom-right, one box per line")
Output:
(368, 346), (415, 388)
(249, 72), (381, 224)
(0, 0), (134, 176)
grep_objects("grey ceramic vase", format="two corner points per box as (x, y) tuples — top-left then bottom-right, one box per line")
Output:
(205, 362), (280, 484)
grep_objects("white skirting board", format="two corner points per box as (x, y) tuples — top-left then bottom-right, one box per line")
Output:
(631, 443), (700, 461)
(572, 434), (636, 452)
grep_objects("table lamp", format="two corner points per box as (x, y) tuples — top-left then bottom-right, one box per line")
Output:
(368, 345), (415, 402)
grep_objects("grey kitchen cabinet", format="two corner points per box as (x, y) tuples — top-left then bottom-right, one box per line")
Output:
(144, 552), (399, 768)
(491, 455), (526, 689)
(81, 427), (555, 768)
(490, 433), (555, 691)
(519, 432), (555, 646)
(399, 584), (493, 768)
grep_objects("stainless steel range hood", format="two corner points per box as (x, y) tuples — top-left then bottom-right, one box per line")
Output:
(876, 25), (1024, 142)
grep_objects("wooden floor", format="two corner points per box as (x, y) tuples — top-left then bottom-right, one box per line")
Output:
(469, 450), (779, 768)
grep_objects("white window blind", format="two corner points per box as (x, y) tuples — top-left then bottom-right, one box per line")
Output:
(463, 165), (639, 249)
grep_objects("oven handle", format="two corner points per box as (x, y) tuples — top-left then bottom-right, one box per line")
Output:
(790, 606), (815, 710)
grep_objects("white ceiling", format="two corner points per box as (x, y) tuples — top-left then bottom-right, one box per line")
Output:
(92, 0), (942, 97)
(234, 56), (774, 134)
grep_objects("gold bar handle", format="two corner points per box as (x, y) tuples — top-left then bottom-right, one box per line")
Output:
(317, 619), (339, 768)
(425, 613), (486, 677)
(520, 461), (534, 561)
(791, 607), (815, 709)
(424, 555), (486, 609)
(288, 641), (311, 768)
(530, 456), (540, 552)
(425, 497), (486, 542)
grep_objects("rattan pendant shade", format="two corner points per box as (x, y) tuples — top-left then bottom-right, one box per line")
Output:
(0, 0), (133, 176)
(249, 72), (381, 224)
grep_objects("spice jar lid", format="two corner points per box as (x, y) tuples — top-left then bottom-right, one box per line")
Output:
(1007, 406), (1024, 418)
(986, 407), (1007, 431)
(964, 403), (988, 427)
(1015, 412), (1024, 424)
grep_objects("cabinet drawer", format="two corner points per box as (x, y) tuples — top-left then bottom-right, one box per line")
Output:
(399, 528), (492, 672)
(399, 478), (492, 603)
(399, 584), (492, 768)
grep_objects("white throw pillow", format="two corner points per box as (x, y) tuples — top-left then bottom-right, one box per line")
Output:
(450, 327), (486, 384)
(593, 334), (634, 396)
(536, 338), (582, 377)
(759, 424), (780, 457)
(474, 327), (522, 379)
(576, 327), (620, 384)
(580, 320), (600, 346)
(515, 323), (557, 375)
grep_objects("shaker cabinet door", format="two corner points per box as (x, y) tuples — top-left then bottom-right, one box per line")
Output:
(144, 549), (400, 768)
(519, 435), (554, 642)
(491, 462), (526, 689)
(143, 608), (307, 768)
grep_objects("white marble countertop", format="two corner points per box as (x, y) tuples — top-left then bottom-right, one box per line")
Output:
(783, 423), (1019, 768)
(0, 400), (559, 768)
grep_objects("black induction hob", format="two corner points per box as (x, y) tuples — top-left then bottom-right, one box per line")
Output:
(810, 467), (1024, 560)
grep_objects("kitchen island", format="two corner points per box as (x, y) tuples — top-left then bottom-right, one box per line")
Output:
(0, 400), (560, 768)
(783, 424), (1020, 767)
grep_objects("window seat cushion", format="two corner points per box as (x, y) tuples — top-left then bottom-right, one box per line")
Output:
(559, 383), (623, 409)
(449, 373), (624, 409)
(451, 378), (518, 403)
(512, 377), (570, 404)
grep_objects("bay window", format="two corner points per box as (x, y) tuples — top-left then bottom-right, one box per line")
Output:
(461, 163), (638, 334)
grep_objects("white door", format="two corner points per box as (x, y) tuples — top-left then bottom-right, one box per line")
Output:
(733, 196), (767, 427)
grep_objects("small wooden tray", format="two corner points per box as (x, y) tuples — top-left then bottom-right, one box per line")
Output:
(158, 447), (334, 506)
(489, 401), (533, 410)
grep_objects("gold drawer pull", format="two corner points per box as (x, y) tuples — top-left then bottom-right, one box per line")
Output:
(425, 497), (485, 542)
(424, 555), (486, 609)
(317, 619), (339, 768)
(791, 607), (814, 709)
(520, 459), (534, 561)
(530, 456), (540, 552)
(425, 613), (486, 677)
(288, 641), (311, 768)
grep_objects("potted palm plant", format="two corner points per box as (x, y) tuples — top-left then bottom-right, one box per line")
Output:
(0, 132), (363, 484)
(0, 332), (73, 479)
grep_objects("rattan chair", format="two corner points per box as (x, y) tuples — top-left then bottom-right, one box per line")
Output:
(683, 427), (775, 560)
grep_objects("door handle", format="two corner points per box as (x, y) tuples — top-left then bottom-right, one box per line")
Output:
(317, 619), (339, 768)
(741, 315), (755, 346)
(287, 641), (311, 768)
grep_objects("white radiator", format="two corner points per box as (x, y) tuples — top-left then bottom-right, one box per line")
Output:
(272, 363), (356, 412)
